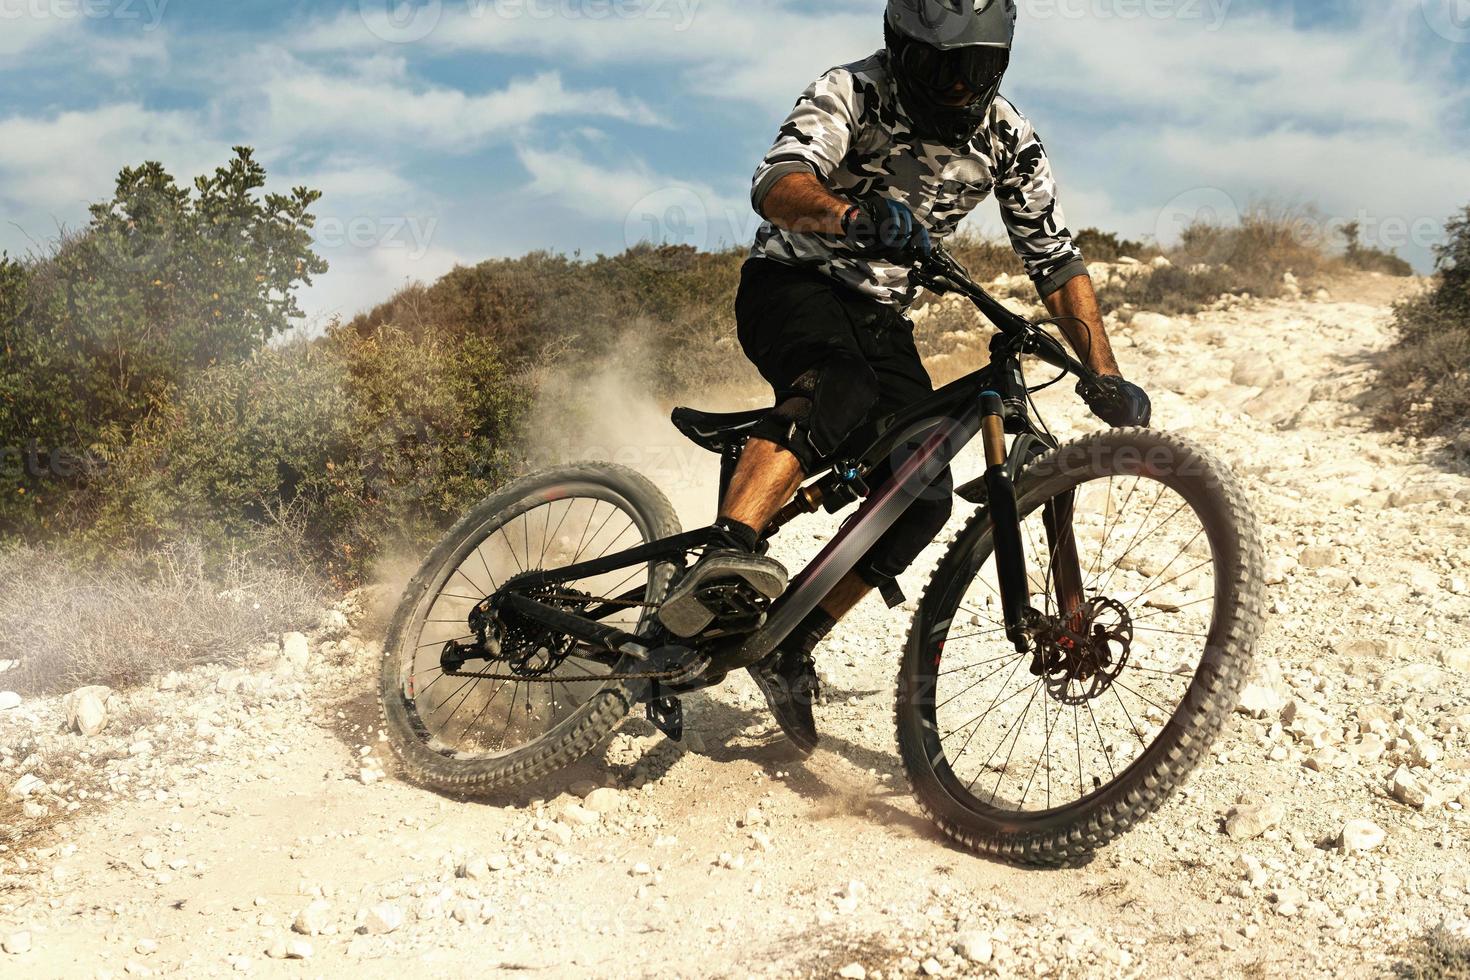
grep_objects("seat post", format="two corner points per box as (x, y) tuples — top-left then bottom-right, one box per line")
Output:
(717, 440), (744, 511)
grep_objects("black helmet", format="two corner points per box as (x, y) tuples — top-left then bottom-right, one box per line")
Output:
(884, 0), (1016, 144)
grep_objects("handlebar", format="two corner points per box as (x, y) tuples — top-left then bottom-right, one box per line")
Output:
(912, 244), (1098, 386)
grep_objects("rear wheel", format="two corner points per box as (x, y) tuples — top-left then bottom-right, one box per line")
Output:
(897, 429), (1264, 864)
(381, 463), (680, 794)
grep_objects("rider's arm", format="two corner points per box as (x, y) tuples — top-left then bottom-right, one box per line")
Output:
(751, 68), (862, 231)
(760, 172), (851, 236)
(1042, 273), (1121, 378)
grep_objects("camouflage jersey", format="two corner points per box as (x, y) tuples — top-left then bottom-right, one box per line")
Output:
(750, 50), (1087, 310)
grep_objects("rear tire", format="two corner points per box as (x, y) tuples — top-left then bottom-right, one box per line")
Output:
(380, 463), (680, 795)
(896, 429), (1264, 864)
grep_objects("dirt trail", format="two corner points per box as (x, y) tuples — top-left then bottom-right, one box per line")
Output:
(3, 273), (1469, 979)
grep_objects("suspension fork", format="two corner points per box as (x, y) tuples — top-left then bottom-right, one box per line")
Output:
(980, 392), (1031, 652)
(1043, 490), (1087, 622)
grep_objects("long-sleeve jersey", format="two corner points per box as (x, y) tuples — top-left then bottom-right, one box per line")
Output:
(749, 50), (1087, 310)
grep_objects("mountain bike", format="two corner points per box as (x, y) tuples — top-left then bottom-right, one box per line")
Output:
(379, 245), (1264, 864)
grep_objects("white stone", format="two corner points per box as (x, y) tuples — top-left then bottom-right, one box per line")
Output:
(955, 932), (994, 964)
(1224, 802), (1285, 840)
(362, 903), (403, 936)
(1130, 312), (1174, 333)
(292, 900), (332, 936)
(559, 803), (600, 827)
(838, 965), (867, 980)
(0, 692), (20, 711)
(1389, 767), (1428, 808)
(1340, 819), (1386, 853)
(1440, 648), (1470, 673)
(1237, 683), (1285, 719)
(8, 774), (43, 799)
(3, 931), (32, 955)
(64, 686), (111, 736)
(582, 788), (622, 814)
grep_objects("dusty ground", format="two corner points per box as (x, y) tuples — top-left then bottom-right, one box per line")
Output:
(3, 271), (1469, 979)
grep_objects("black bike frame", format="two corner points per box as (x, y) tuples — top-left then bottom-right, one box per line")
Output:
(486, 247), (1100, 683)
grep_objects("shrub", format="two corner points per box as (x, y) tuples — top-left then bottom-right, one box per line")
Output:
(1073, 227), (1161, 263)
(1375, 204), (1470, 437)
(0, 149), (327, 535)
(1341, 221), (1415, 277)
(91, 329), (526, 585)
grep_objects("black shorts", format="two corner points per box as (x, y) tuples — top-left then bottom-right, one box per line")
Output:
(734, 257), (953, 590)
(735, 257), (934, 457)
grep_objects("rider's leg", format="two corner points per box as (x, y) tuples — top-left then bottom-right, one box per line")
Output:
(719, 437), (804, 534)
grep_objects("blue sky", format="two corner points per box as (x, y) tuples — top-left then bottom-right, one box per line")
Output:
(2, 0), (1468, 325)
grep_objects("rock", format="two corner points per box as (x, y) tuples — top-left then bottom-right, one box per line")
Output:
(8, 773), (43, 799)
(62, 686), (111, 735)
(921, 957), (944, 976)
(0, 691), (19, 711)
(362, 903), (403, 936)
(487, 853), (510, 872)
(1231, 354), (1285, 388)
(1263, 554), (1295, 585)
(1440, 648), (1470, 673)
(292, 900), (332, 936)
(1357, 704), (1395, 732)
(955, 932), (994, 964)
(320, 609), (350, 636)
(1237, 683), (1285, 719)
(559, 803), (601, 827)
(839, 965), (867, 980)
(3, 931), (31, 954)
(1151, 255), (1172, 269)
(1244, 385), (1311, 427)
(279, 632), (311, 673)
(216, 669), (253, 694)
(1378, 664), (1444, 692)
(141, 850), (162, 871)
(1340, 819), (1386, 853)
(1297, 545), (1340, 569)
(582, 787), (621, 814)
(1224, 802), (1285, 840)
(1130, 312), (1174, 333)
(1389, 766), (1428, 808)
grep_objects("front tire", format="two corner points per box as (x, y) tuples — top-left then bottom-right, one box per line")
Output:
(897, 429), (1265, 864)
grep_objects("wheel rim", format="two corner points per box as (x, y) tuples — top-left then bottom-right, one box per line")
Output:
(394, 482), (662, 761)
(919, 465), (1228, 818)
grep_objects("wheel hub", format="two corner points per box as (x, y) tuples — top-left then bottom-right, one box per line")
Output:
(442, 571), (592, 679)
(1031, 596), (1133, 705)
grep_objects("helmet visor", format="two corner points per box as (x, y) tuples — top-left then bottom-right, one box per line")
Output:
(894, 41), (1008, 104)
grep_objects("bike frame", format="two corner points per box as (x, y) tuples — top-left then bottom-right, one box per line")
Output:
(487, 247), (1101, 685)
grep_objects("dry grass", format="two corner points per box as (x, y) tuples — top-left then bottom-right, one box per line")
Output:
(0, 540), (321, 695)
(1398, 926), (1470, 979)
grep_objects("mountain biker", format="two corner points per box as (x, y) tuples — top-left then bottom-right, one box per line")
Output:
(658, 0), (1152, 755)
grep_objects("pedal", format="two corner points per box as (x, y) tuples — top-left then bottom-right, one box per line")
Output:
(694, 580), (772, 633)
(646, 695), (684, 742)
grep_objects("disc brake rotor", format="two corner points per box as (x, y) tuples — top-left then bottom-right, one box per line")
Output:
(1035, 597), (1134, 705)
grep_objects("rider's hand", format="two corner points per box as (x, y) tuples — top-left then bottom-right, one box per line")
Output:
(1077, 374), (1152, 428)
(842, 198), (932, 262)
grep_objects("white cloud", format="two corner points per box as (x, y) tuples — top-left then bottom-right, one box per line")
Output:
(0, 12), (71, 57)
(0, 103), (222, 213)
(517, 142), (757, 251)
(239, 49), (664, 152)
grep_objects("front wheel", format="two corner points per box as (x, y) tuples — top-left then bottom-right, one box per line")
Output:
(897, 428), (1264, 864)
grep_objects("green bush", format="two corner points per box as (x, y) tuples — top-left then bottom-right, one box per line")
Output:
(92, 329), (525, 585)
(1074, 227), (1161, 263)
(1376, 204), (1470, 437)
(0, 149), (327, 535)
(1341, 221), (1415, 277)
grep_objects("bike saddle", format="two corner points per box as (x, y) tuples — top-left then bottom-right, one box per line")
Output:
(670, 406), (768, 455)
